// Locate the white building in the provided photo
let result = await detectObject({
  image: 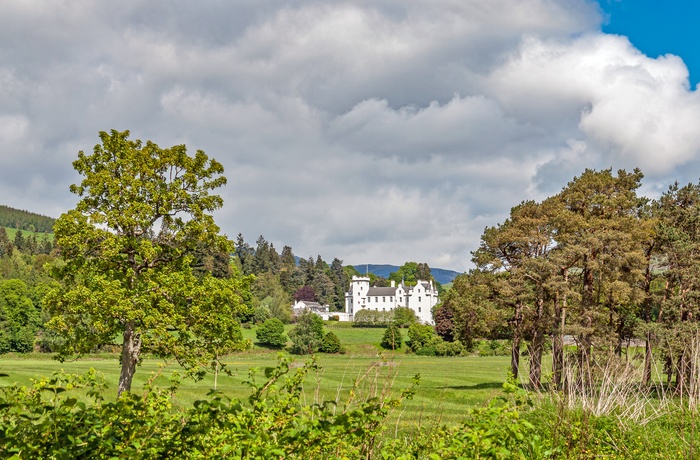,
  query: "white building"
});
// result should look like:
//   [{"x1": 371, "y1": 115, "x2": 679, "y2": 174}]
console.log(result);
[
  {"x1": 344, "y1": 276, "x2": 438, "y2": 324},
  {"x1": 292, "y1": 300, "x2": 352, "y2": 321}
]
